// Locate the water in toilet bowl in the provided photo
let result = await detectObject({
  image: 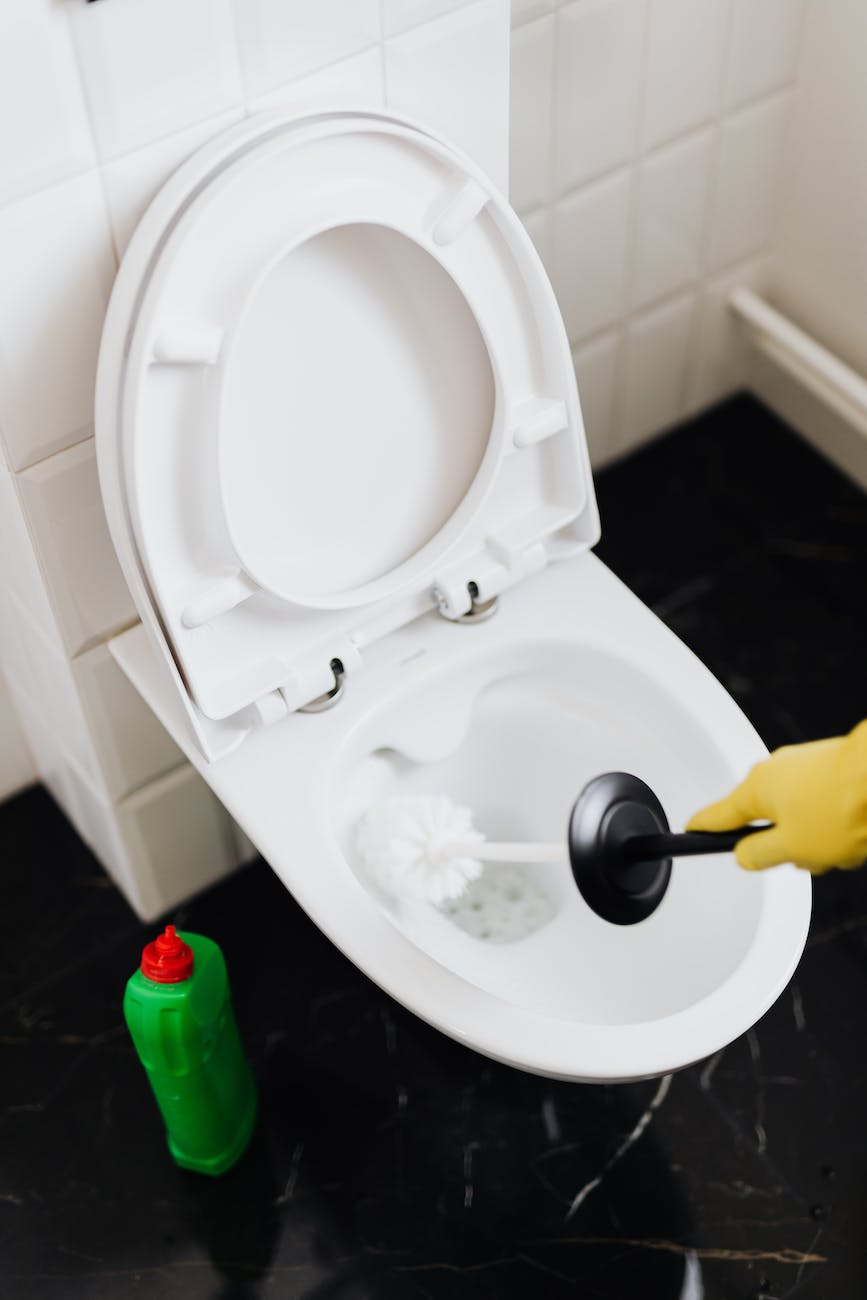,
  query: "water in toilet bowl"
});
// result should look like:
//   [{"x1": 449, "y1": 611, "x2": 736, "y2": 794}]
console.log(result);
[
  {"x1": 334, "y1": 642, "x2": 762, "y2": 1028},
  {"x1": 440, "y1": 863, "x2": 557, "y2": 943}
]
